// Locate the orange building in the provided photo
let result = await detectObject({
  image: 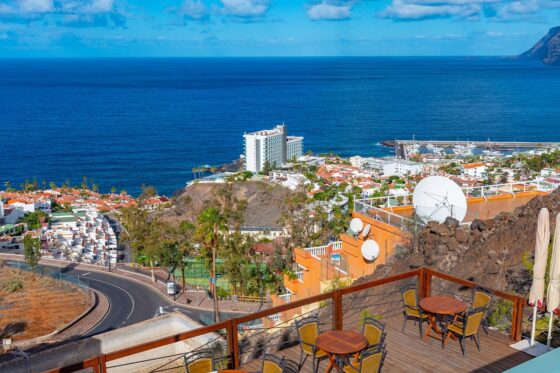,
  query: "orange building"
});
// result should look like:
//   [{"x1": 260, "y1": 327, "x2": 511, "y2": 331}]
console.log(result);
[{"x1": 267, "y1": 183, "x2": 551, "y2": 326}]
